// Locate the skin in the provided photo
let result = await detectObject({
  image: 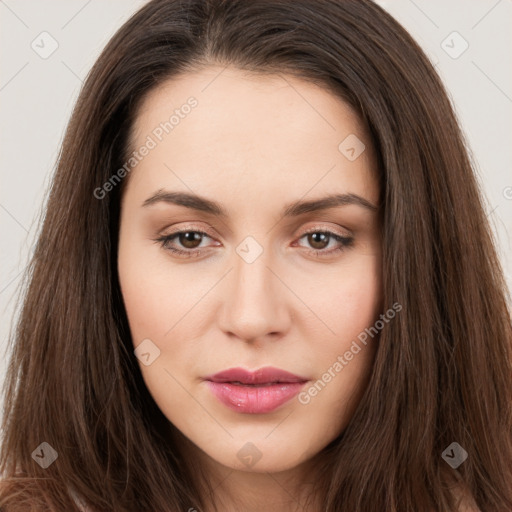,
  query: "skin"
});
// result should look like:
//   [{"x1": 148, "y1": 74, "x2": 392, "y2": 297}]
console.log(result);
[{"x1": 117, "y1": 65, "x2": 383, "y2": 511}]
